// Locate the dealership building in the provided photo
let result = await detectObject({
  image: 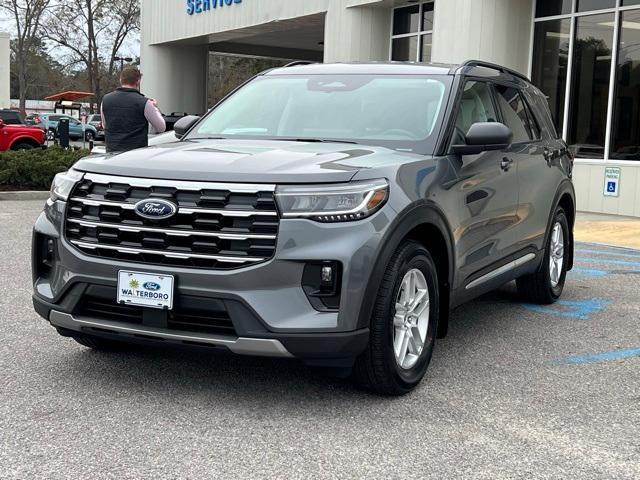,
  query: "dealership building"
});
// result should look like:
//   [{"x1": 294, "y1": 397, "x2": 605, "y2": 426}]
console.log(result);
[{"x1": 141, "y1": 0, "x2": 640, "y2": 217}]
